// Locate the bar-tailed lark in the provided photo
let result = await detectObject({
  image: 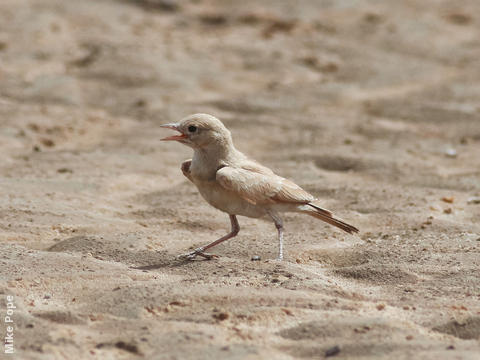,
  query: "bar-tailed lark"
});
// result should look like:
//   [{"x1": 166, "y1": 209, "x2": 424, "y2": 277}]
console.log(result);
[{"x1": 161, "y1": 113, "x2": 358, "y2": 260}]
